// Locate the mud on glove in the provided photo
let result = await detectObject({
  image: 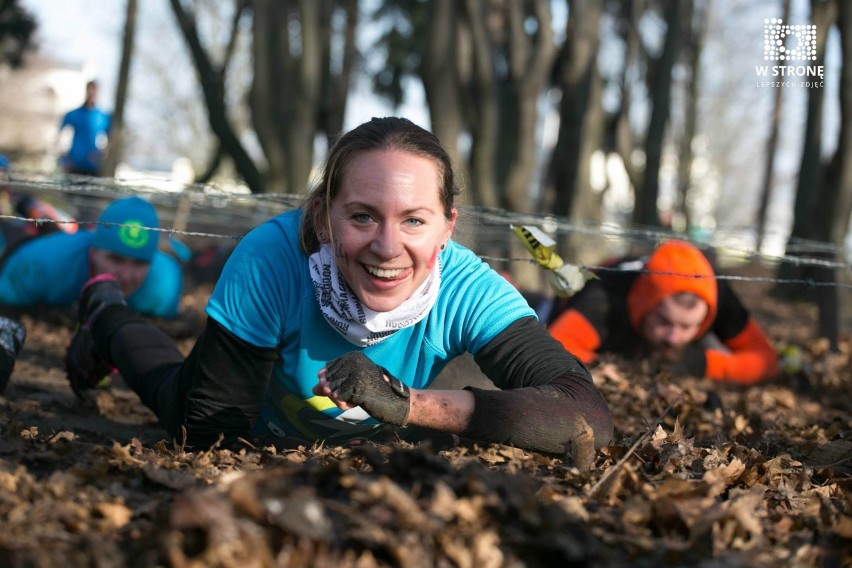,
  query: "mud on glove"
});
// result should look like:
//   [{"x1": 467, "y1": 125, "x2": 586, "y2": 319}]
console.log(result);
[
  {"x1": 0, "y1": 316, "x2": 25, "y2": 394},
  {"x1": 670, "y1": 343, "x2": 707, "y2": 378},
  {"x1": 324, "y1": 351, "x2": 410, "y2": 426}
]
